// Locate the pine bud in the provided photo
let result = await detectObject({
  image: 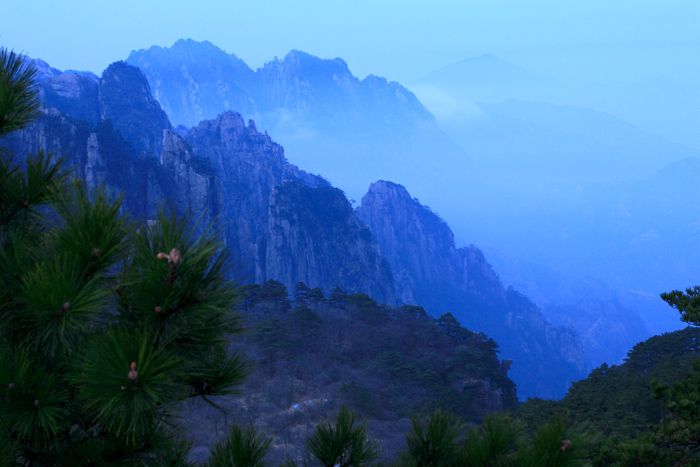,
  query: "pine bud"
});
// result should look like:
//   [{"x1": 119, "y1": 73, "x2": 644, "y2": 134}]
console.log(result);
[
  {"x1": 23, "y1": 201, "x2": 29, "y2": 207},
  {"x1": 91, "y1": 247, "x2": 100, "y2": 258},
  {"x1": 62, "y1": 302, "x2": 71, "y2": 312},
  {"x1": 34, "y1": 399, "x2": 40, "y2": 406},
  {"x1": 155, "y1": 306, "x2": 162, "y2": 313},
  {"x1": 169, "y1": 248, "x2": 181, "y2": 264},
  {"x1": 561, "y1": 440, "x2": 571, "y2": 452},
  {"x1": 157, "y1": 252, "x2": 168, "y2": 260},
  {"x1": 7, "y1": 383, "x2": 14, "y2": 390},
  {"x1": 120, "y1": 386, "x2": 126, "y2": 391},
  {"x1": 128, "y1": 361, "x2": 138, "y2": 380}
]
